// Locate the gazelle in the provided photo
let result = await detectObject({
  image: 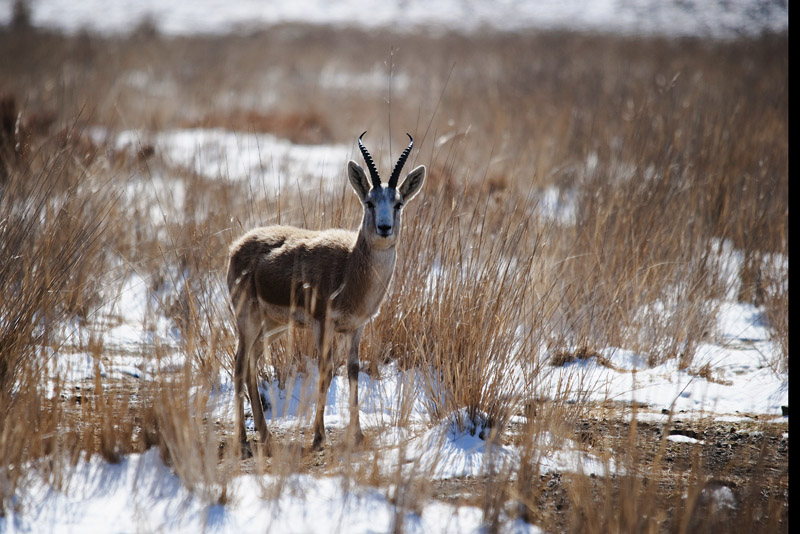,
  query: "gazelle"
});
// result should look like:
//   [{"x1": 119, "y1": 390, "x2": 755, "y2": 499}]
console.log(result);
[{"x1": 227, "y1": 132, "x2": 425, "y2": 455}]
